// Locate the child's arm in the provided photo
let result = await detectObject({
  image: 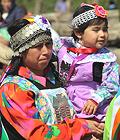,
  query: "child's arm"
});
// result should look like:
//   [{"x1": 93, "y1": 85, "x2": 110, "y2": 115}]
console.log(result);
[
  {"x1": 91, "y1": 61, "x2": 119, "y2": 104},
  {"x1": 82, "y1": 61, "x2": 119, "y2": 115}
]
